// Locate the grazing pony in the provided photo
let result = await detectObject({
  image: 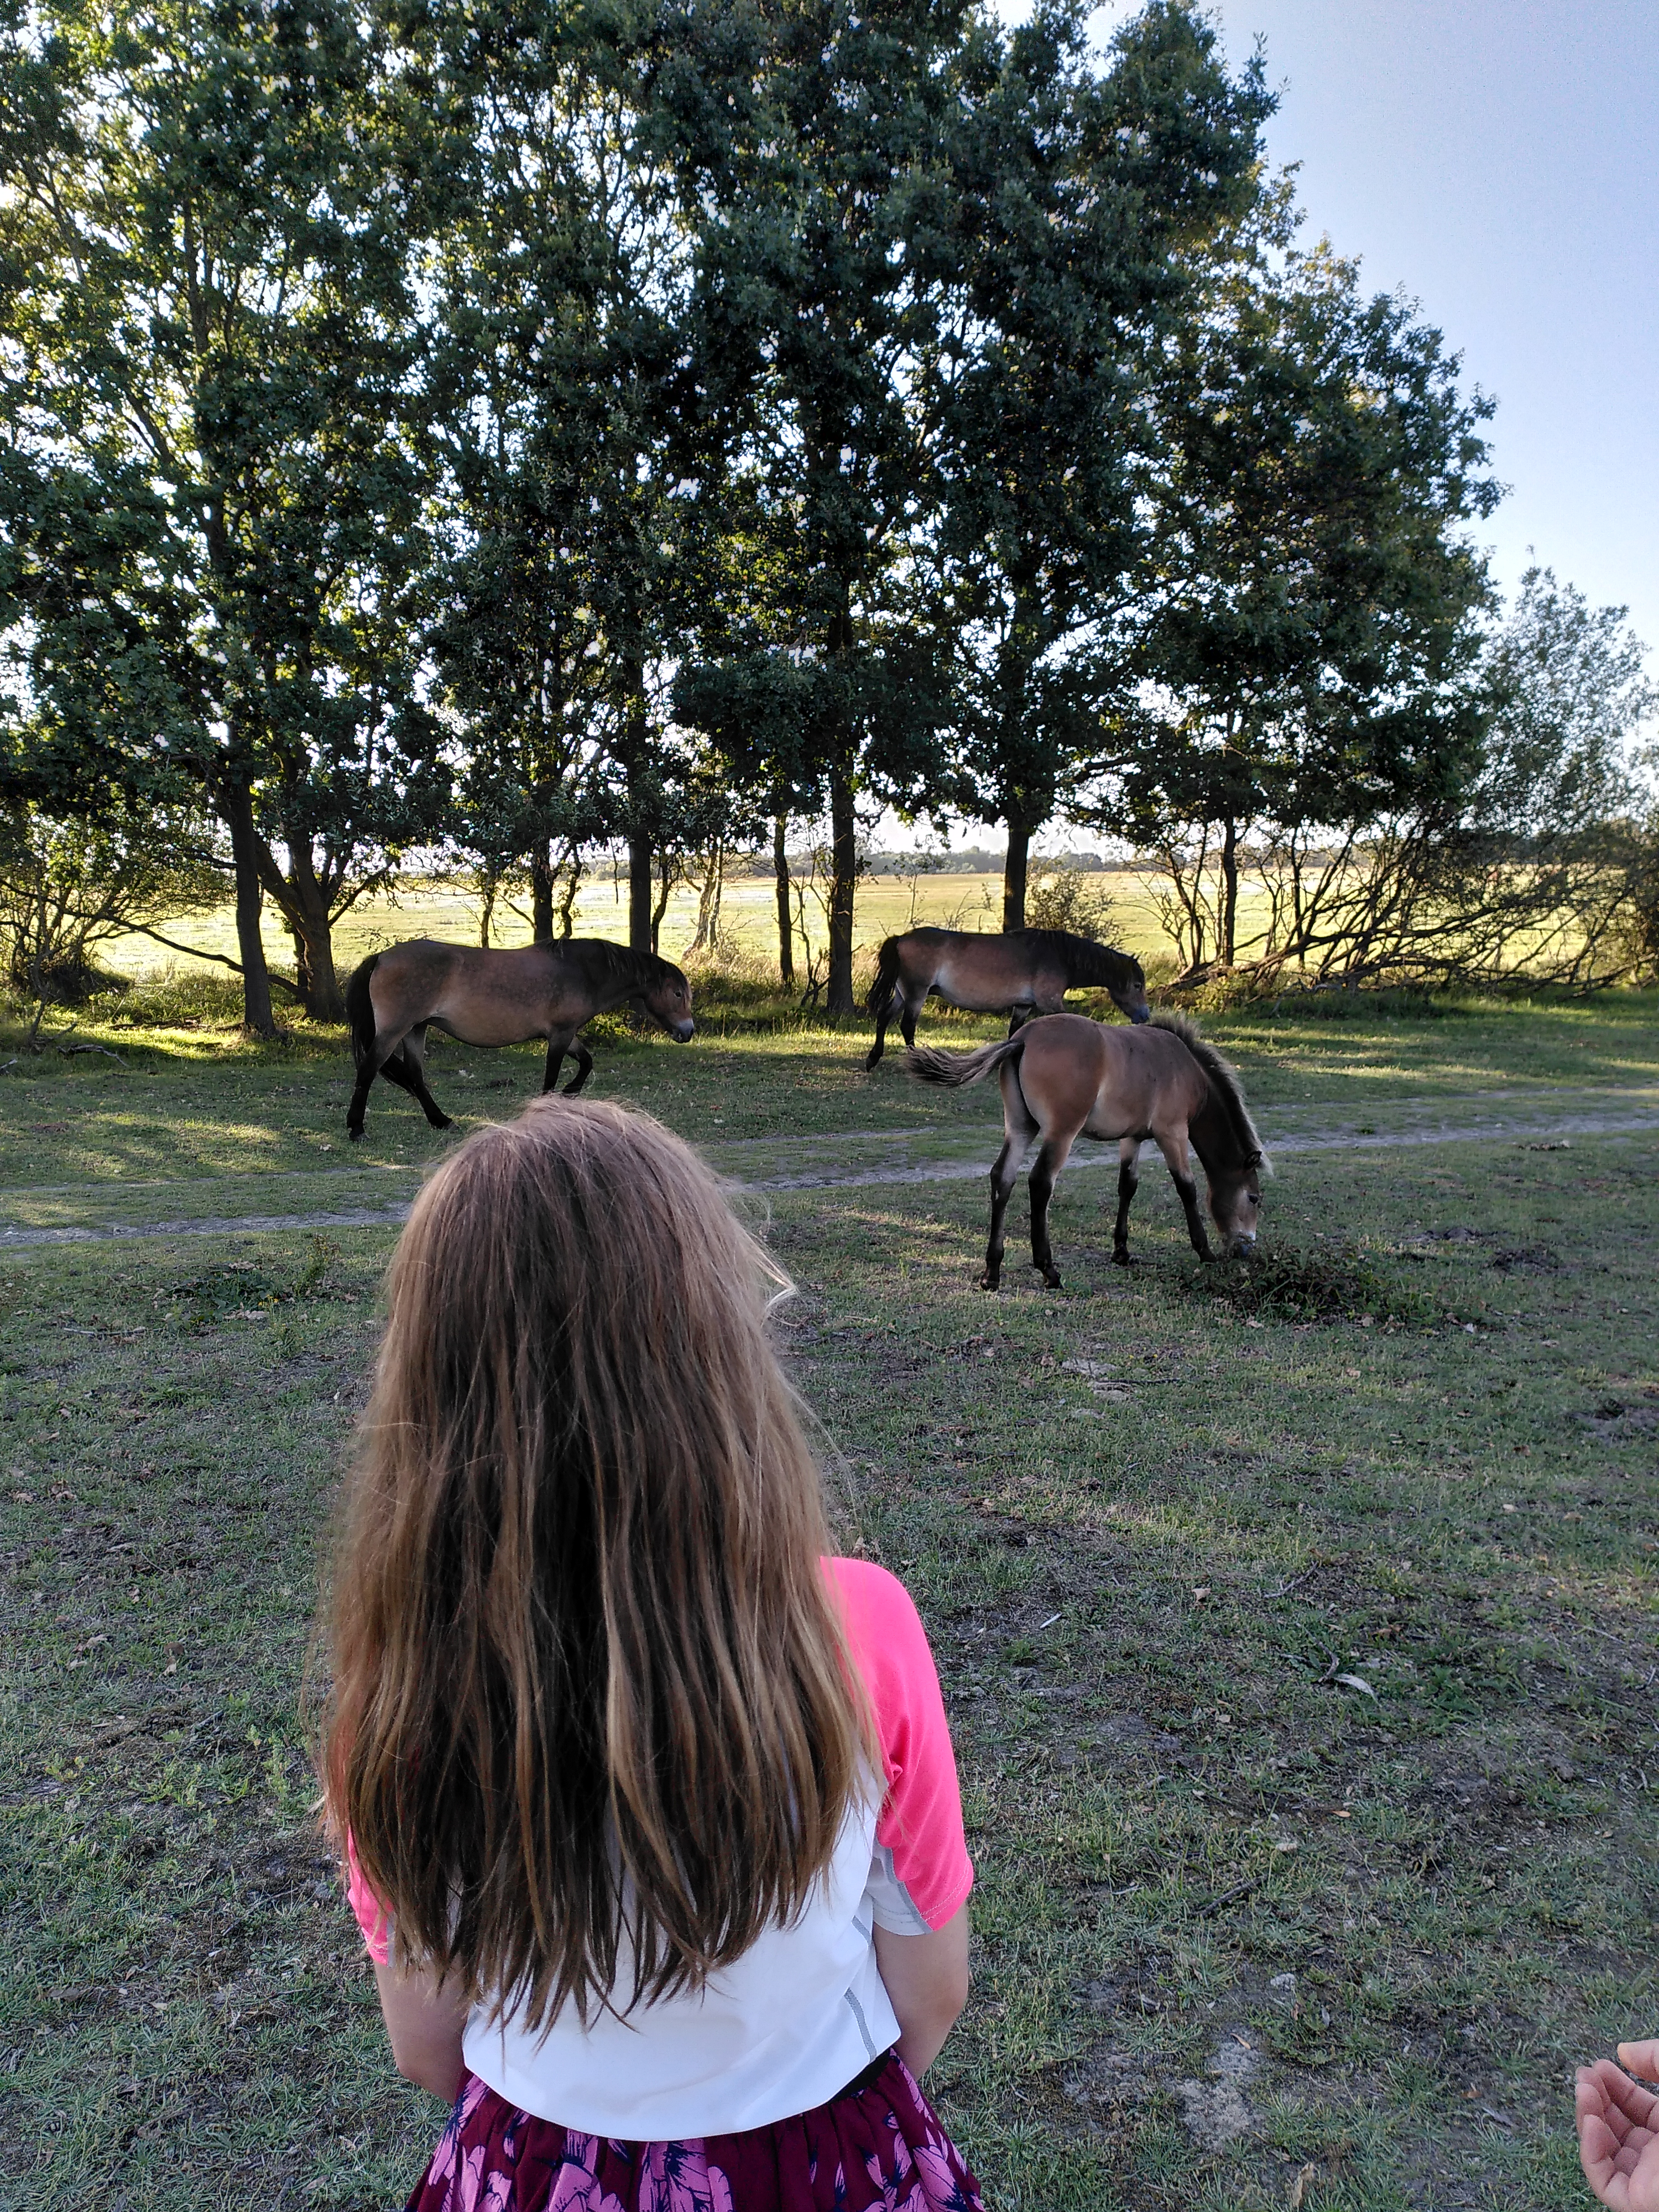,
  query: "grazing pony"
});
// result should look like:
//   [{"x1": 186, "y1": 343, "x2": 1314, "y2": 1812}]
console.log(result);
[
  {"x1": 343, "y1": 938, "x2": 693, "y2": 1141},
  {"x1": 908, "y1": 1010, "x2": 1266, "y2": 1290},
  {"x1": 864, "y1": 927, "x2": 1149, "y2": 1070}
]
